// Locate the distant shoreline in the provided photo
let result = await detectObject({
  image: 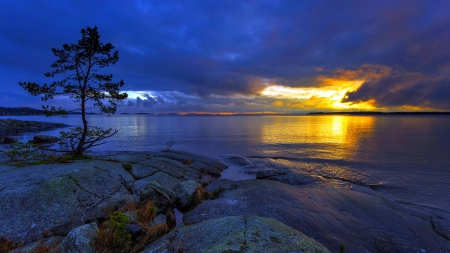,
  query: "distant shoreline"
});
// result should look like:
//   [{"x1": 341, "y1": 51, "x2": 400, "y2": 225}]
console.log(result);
[
  {"x1": 2, "y1": 111, "x2": 450, "y2": 117},
  {"x1": 2, "y1": 105, "x2": 450, "y2": 117}
]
